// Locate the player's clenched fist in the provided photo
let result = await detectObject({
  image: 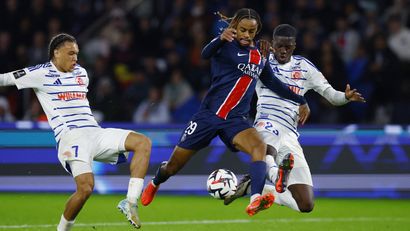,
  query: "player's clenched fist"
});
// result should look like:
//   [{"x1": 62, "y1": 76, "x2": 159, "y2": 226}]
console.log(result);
[{"x1": 220, "y1": 28, "x2": 237, "y2": 42}]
